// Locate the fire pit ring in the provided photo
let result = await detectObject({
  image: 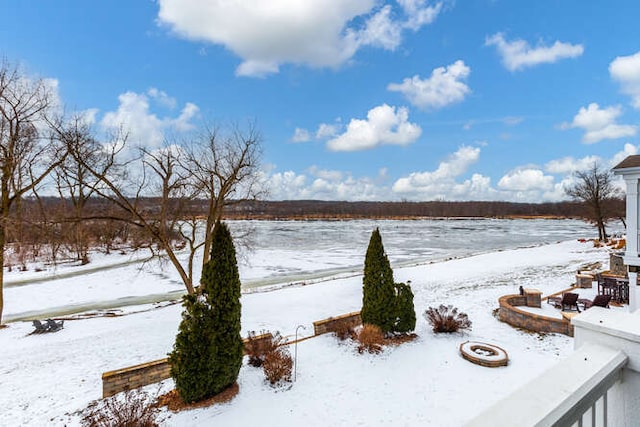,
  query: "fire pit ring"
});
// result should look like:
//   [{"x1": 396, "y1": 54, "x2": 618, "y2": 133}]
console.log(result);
[{"x1": 460, "y1": 341, "x2": 508, "y2": 367}]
